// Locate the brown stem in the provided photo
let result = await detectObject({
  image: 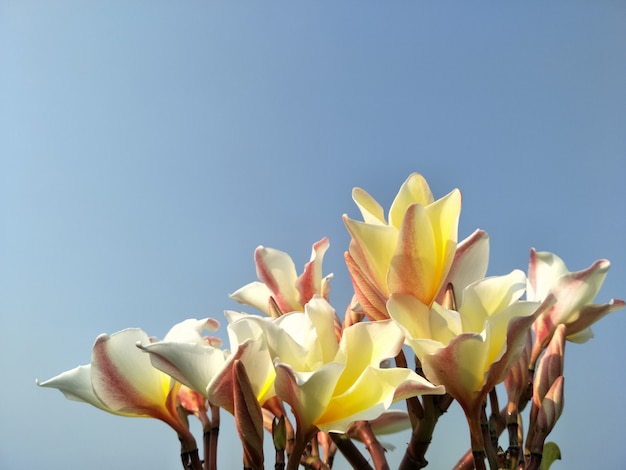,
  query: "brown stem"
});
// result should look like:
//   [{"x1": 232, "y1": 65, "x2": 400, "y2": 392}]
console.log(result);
[
  {"x1": 181, "y1": 449, "x2": 203, "y2": 470},
  {"x1": 480, "y1": 403, "x2": 497, "y2": 469},
  {"x1": 208, "y1": 404, "x2": 220, "y2": 470},
  {"x1": 472, "y1": 450, "x2": 487, "y2": 470},
  {"x1": 505, "y1": 401, "x2": 520, "y2": 470},
  {"x1": 329, "y1": 432, "x2": 374, "y2": 470},
  {"x1": 287, "y1": 429, "x2": 317, "y2": 470},
  {"x1": 300, "y1": 455, "x2": 331, "y2": 470},
  {"x1": 524, "y1": 452, "x2": 542, "y2": 470},
  {"x1": 398, "y1": 393, "x2": 454, "y2": 470},
  {"x1": 468, "y1": 409, "x2": 486, "y2": 470},
  {"x1": 353, "y1": 421, "x2": 389, "y2": 470}
]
